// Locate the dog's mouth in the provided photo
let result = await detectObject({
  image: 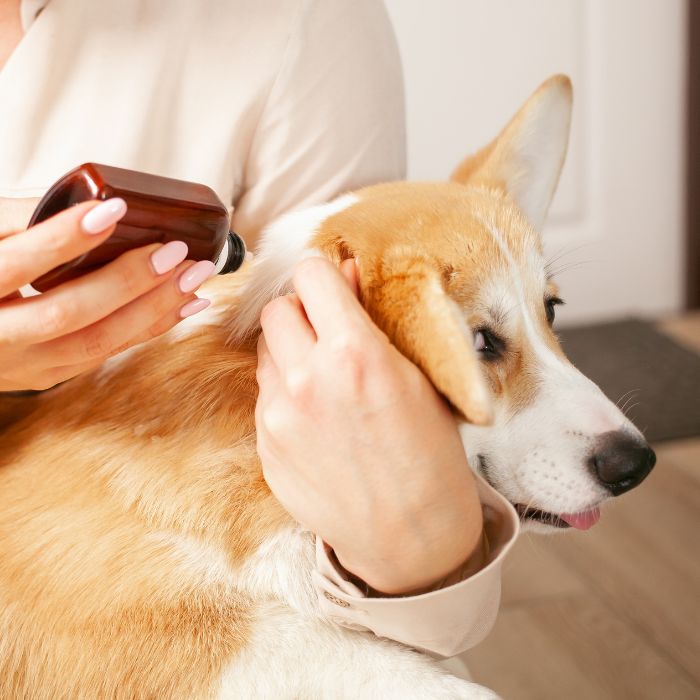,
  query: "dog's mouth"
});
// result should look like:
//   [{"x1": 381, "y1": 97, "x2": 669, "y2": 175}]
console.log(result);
[
  {"x1": 512, "y1": 504, "x2": 601, "y2": 530},
  {"x1": 476, "y1": 453, "x2": 602, "y2": 531},
  {"x1": 514, "y1": 505, "x2": 569, "y2": 528}
]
